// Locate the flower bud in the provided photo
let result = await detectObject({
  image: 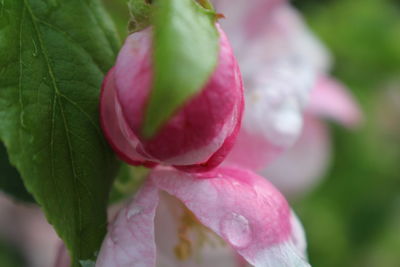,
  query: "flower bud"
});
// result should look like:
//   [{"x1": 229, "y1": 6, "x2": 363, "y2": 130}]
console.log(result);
[{"x1": 100, "y1": 25, "x2": 243, "y2": 172}]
